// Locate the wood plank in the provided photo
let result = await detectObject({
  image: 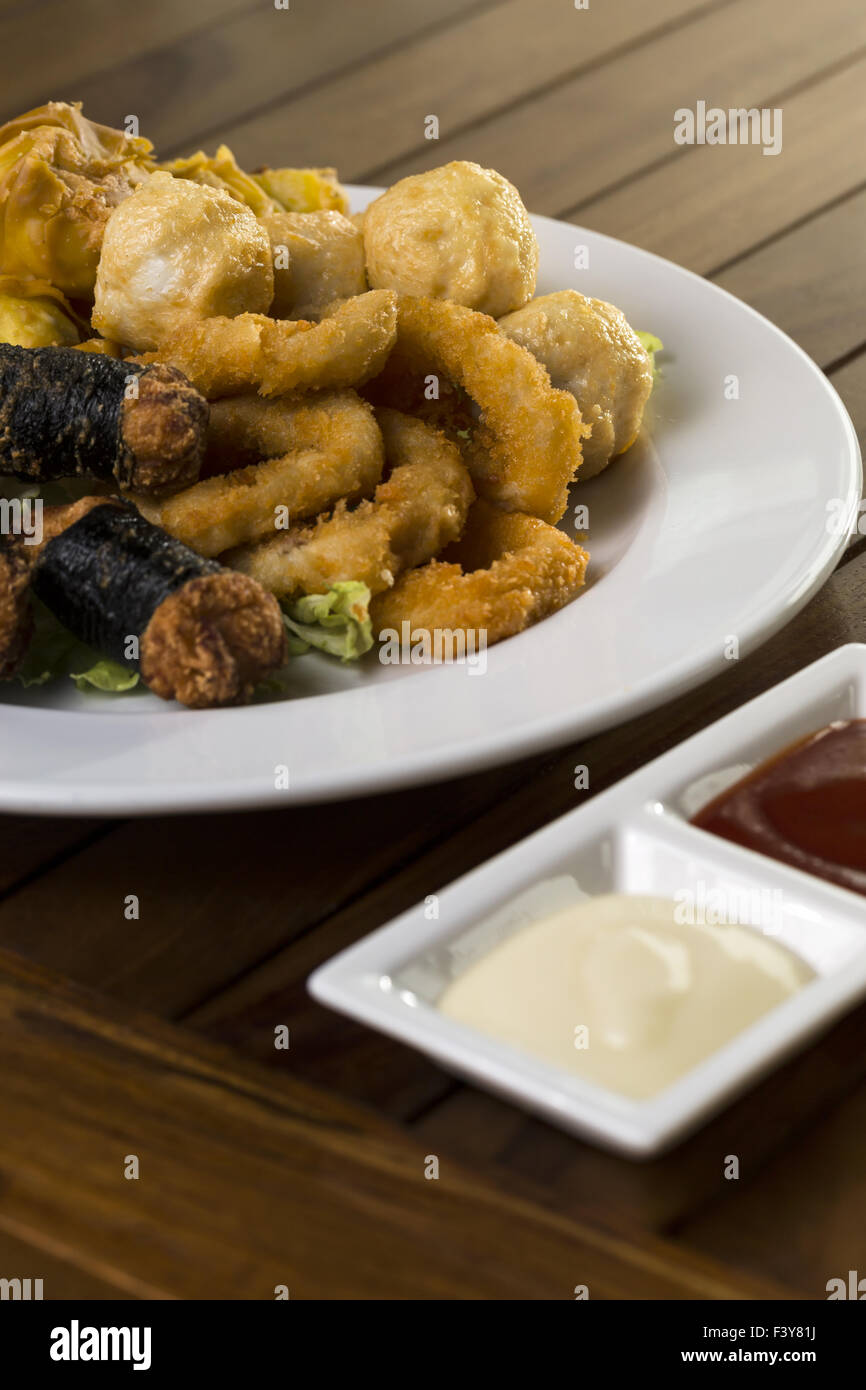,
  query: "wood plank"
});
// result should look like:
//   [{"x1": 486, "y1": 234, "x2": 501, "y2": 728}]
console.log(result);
[
  {"x1": 0, "y1": 0, "x2": 250, "y2": 123},
  {"x1": 714, "y1": 191, "x2": 866, "y2": 366},
  {"x1": 578, "y1": 57, "x2": 866, "y2": 274},
  {"x1": 678, "y1": 1073, "x2": 866, "y2": 1295},
  {"x1": 187, "y1": 871, "x2": 480, "y2": 1116},
  {"x1": 0, "y1": 754, "x2": 538, "y2": 1021},
  {"x1": 0, "y1": 1228, "x2": 134, "y2": 1301},
  {"x1": 0, "y1": 817, "x2": 107, "y2": 895},
  {"x1": 829, "y1": 350, "x2": 866, "y2": 443},
  {"x1": 412, "y1": 998, "x2": 866, "y2": 1244},
  {"x1": 366, "y1": 0, "x2": 866, "y2": 215},
  {"x1": 43, "y1": 0, "x2": 500, "y2": 159},
  {"x1": 0, "y1": 948, "x2": 791, "y2": 1299},
  {"x1": 205, "y1": 0, "x2": 722, "y2": 175}
]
